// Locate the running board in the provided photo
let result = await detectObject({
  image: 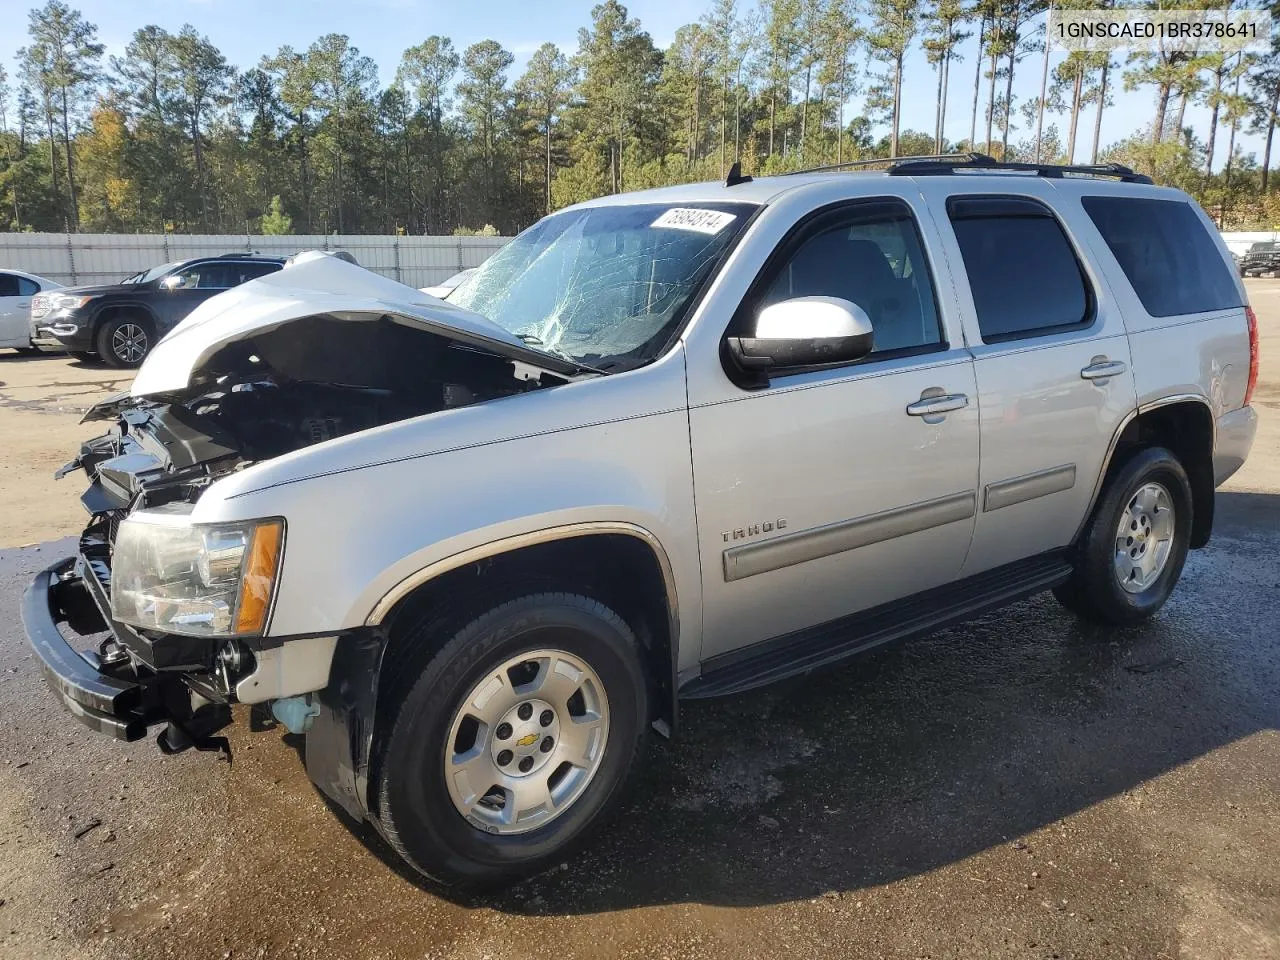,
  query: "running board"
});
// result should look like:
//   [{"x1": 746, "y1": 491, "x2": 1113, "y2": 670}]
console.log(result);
[{"x1": 680, "y1": 551, "x2": 1073, "y2": 700}]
